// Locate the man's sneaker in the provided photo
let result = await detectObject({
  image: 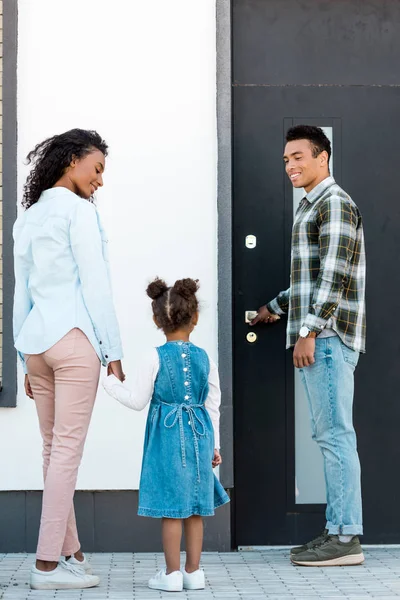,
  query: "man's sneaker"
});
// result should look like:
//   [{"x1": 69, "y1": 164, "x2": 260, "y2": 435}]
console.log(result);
[
  {"x1": 291, "y1": 535, "x2": 365, "y2": 567},
  {"x1": 182, "y1": 568, "x2": 205, "y2": 590},
  {"x1": 148, "y1": 569, "x2": 183, "y2": 592},
  {"x1": 30, "y1": 560, "x2": 100, "y2": 590},
  {"x1": 64, "y1": 553, "x2": 92, "y2": 574},
  {"x1": 291, "y1": 529, "x2": 329, "y2": 556}
]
